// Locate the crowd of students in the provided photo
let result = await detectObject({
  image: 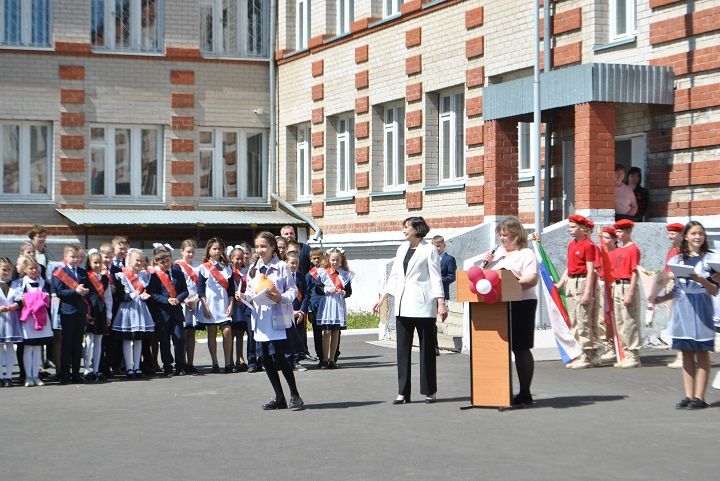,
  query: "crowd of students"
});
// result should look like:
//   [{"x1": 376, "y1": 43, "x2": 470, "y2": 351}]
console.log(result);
[
  {"x1": 0, "y1": 225, "x2": 354, "y2": 410},
  {"x1": 555, "y1": 215, "x2": 719, "y2": 409}
]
